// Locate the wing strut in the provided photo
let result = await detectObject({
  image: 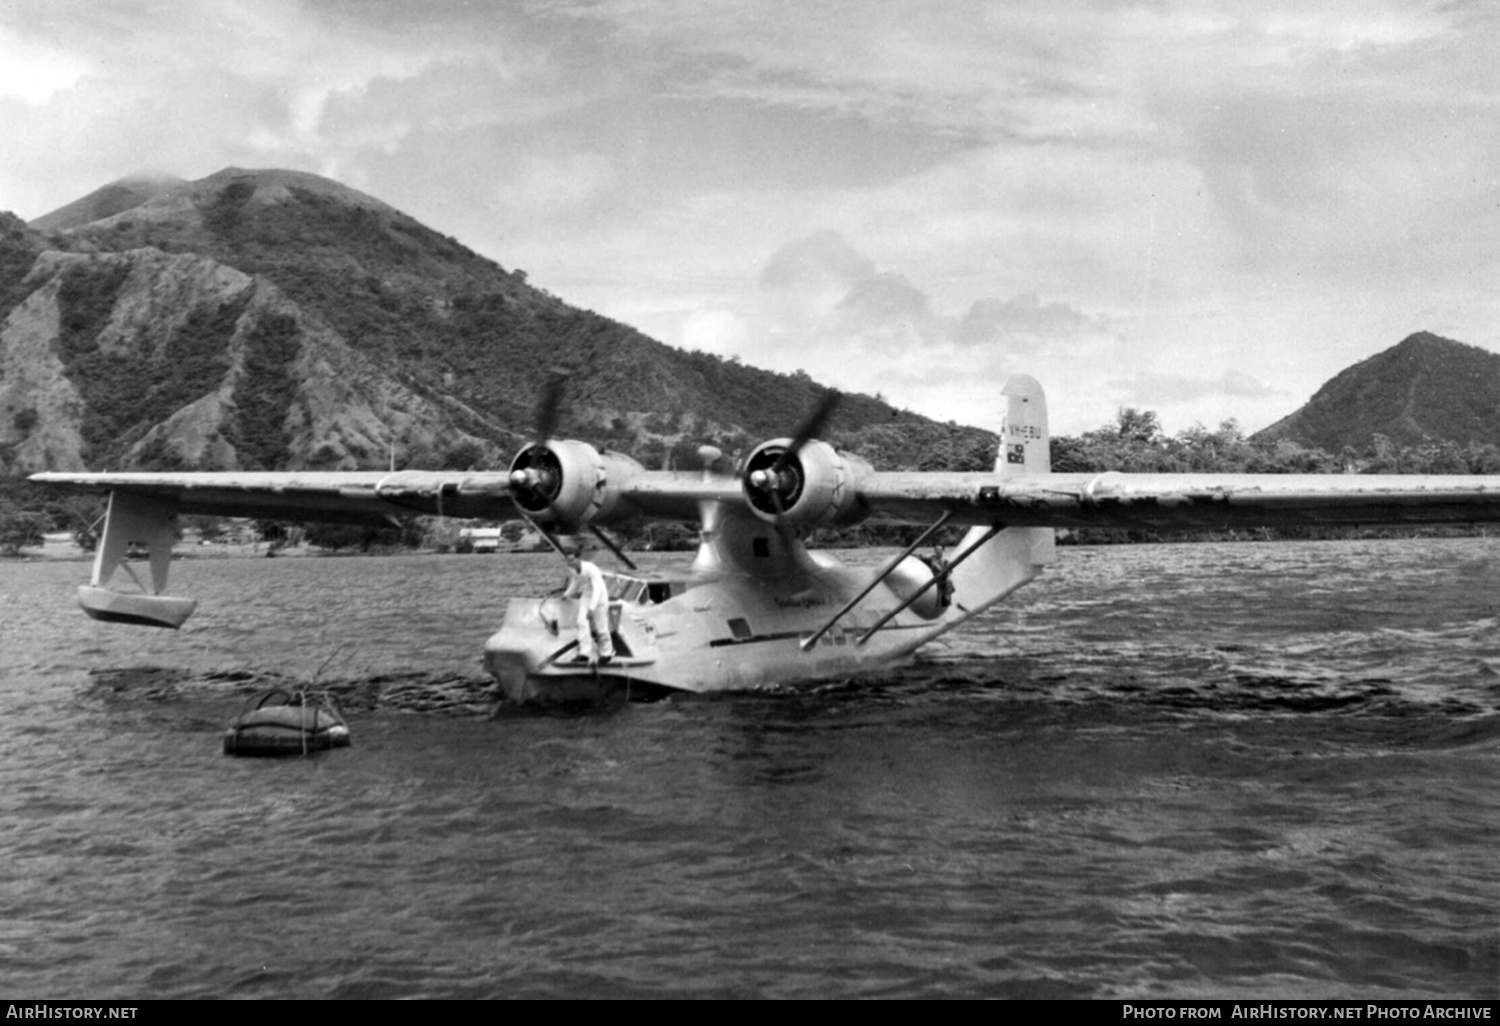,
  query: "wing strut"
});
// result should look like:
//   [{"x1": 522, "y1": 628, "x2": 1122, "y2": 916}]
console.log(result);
[
  {"x1": 521, "y1": 514, "x2": 572, "y2": 562},
  {"x1": 856, "y1": 523, "x2": 1005, "y2": 646},
  {"x1": 588, "y1": 525, "x2": 639, "y2": 571},
  {"x1": 800, "y1": 511, "x2": 954, "y2": 651},
  {"x1": 518, "y1": 514, "x2": 637, "y2": 572}
]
